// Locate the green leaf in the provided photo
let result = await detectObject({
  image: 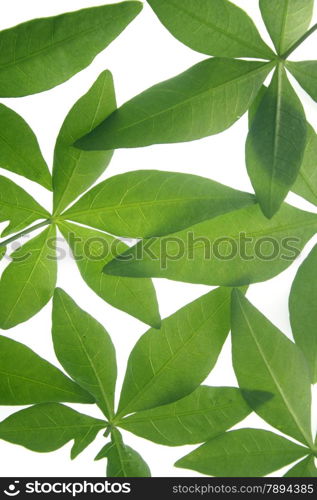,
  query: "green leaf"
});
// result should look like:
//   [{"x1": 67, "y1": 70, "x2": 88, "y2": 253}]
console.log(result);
[
  {"x1": 0, "y1": 176, "x2": 50, "y2": 238},
  {"x1": 0, "y1": 225, "x2": 57, "y2": 329},
  {"x1": 118, "y1": 386, "x2": 251, "y2": 446},
  {"x1": 286, "y1": 61, "x2": 317, "y2": 104},
  {"x1": 147, "y1": 0, "x2": 274, "y2": 59},
  {"x1": 117, "y1": 287, "x2": 232, "y2": 418},
  {"x1": 285, "y1": 455, "x2": 317, "y2": 477},
  {"x1": 292, "y1": 124, "x2": 317, "y2": 206},
  {"x1": 0, "y1": 403, "x2": 106, "y2": 458},
  {"x1": 63, "y1": 170, "x2": 256, "y2": 238},
  {"x1": 289, "y1": 245, "x2": 317, "y2": 383},
  {"x1": 0, "y1": 2, "x2": 142, "y2": 97},
  {"x1": 0, "y1": 104, "x2": 51, "y2": 190},
  {"x1": 96, "y1": 429, "x2": 151, "y2": 477},
  {"x1": 52, "y1": 289, "x2": 117, "y2": 419},
  {"x1": 246, "y1": 65, "x2": 307, "y2": 218},
  {"x1": 104, "y1": 203, "x2": 317, "y2": 287},
  {"x1": 76, "y1": 58, "x2": 273, "y2": 151},
  {"x1": 175, "y1": 429, "x2": 309, "y2": 477},
  {"x1": 232, "y1": 290, "x2": 313, "y2": 446},
  {"x1": 0, "y1": 336, "x2": 93, "y2": 405},
  {"x1": 0, "y1": 247, "x2": 5, "y2": 260},
  {"x1": 58, "y1": 221, "x2": 161, "y2": 328},
  {"x1": 260, "y1": 0, "x2": 314, "y2": 55},
  {"x1": 53, "y1": 71, "x2": 116, "y2": 214}
]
